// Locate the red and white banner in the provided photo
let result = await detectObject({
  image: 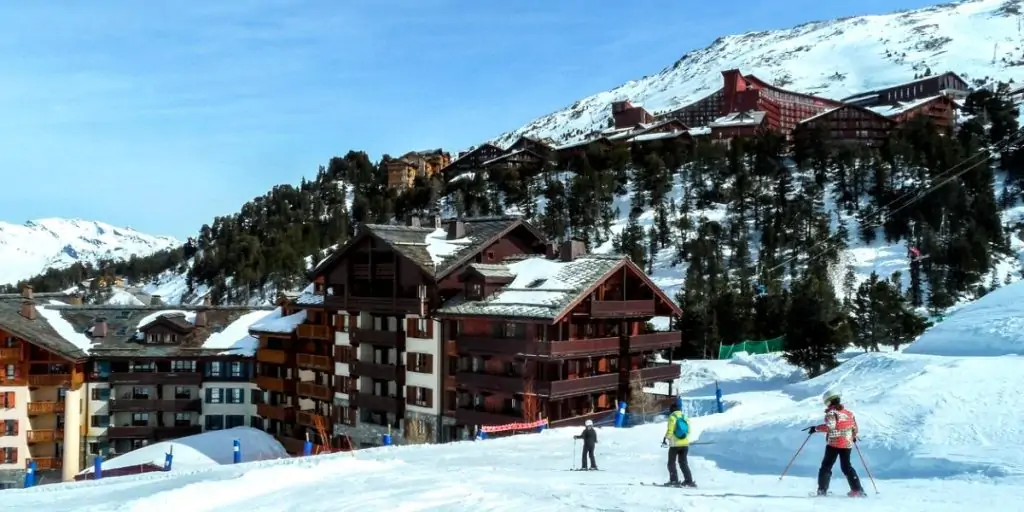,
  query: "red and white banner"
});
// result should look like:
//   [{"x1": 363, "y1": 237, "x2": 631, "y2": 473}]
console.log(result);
[{"x1": 480, "y1": 418, "x2": 549, "y2": 433}]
